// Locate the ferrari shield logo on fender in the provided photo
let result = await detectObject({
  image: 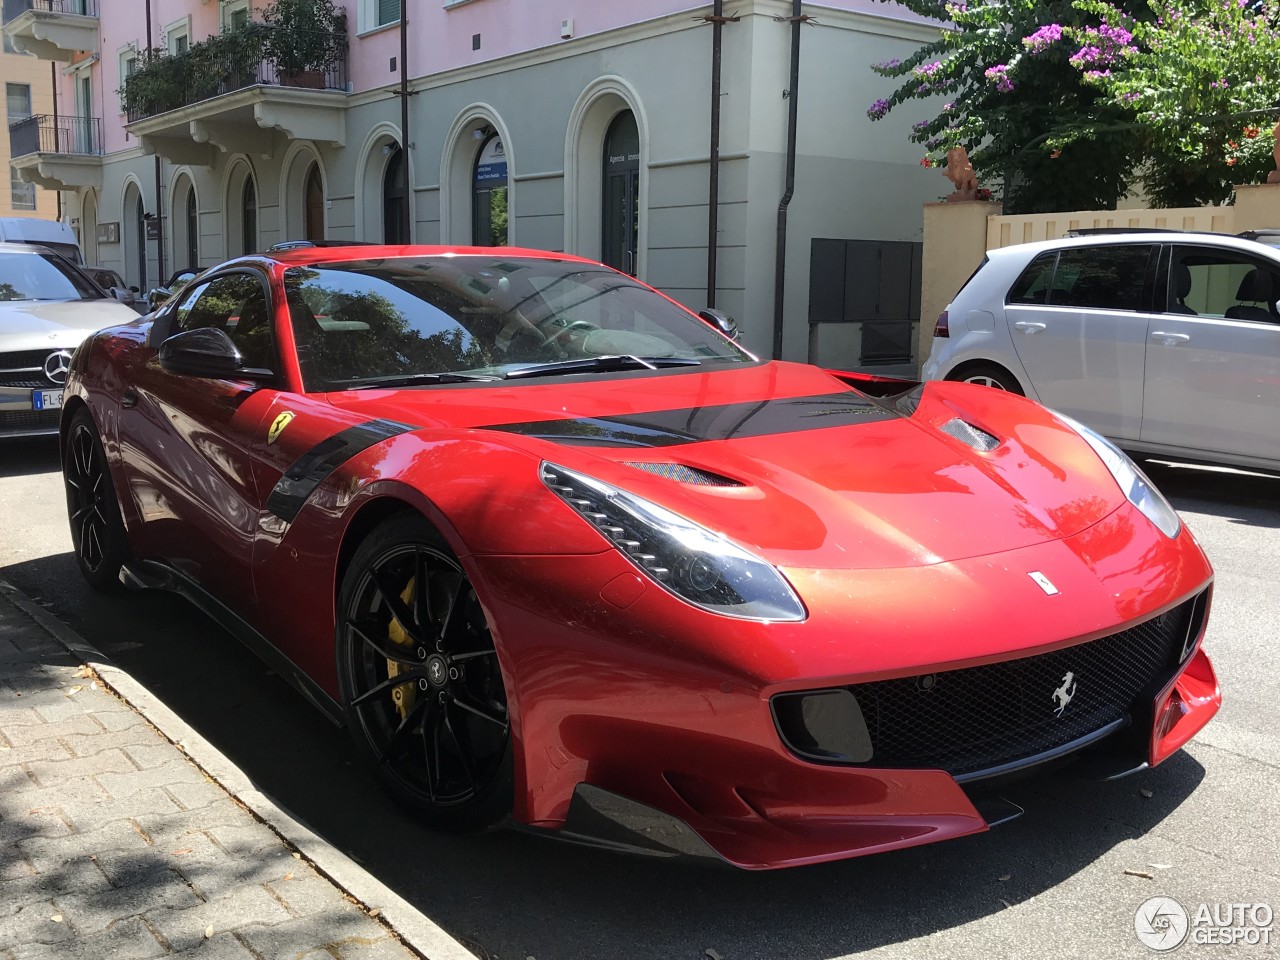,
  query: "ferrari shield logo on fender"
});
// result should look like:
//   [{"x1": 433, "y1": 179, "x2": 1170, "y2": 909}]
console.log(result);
[
  {"x1": 1052, "y1": 671, "x2": 1077, "y2": 717},
  {"x1": 268, "y1": 411, "x2": 296, "y2": 445},
  {"x1": 1028, "y1": 571, "x2": 1059, "y2": 596}
]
